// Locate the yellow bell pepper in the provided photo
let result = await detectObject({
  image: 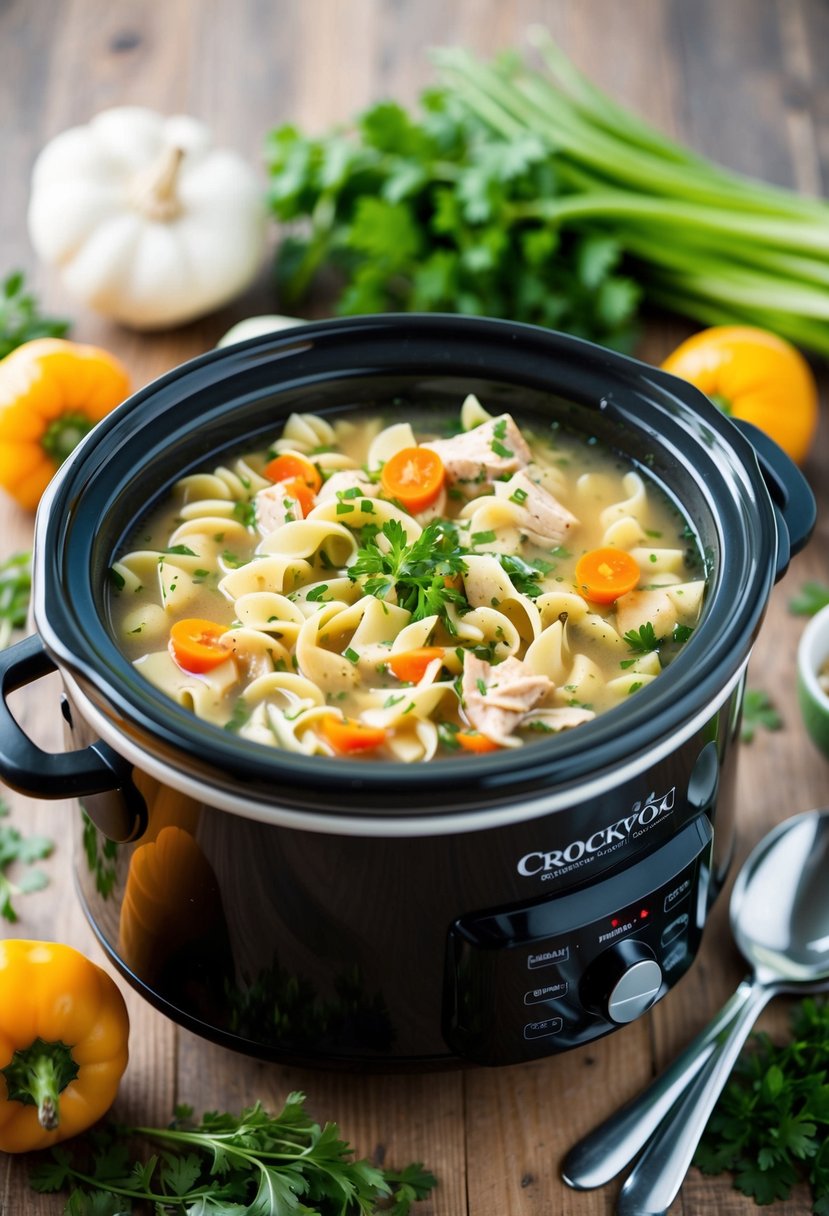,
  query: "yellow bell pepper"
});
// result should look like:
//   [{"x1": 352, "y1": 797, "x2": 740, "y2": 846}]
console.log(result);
[
  {"x1": 661, "y1": 325, "x2": 818, "y2": 465},
  {"x1": 0, "y1": 940, "x2": 129, "y2": 1152},
  {"x1": 0, "y1": 337, "x2": 130, "y2": 510}
]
